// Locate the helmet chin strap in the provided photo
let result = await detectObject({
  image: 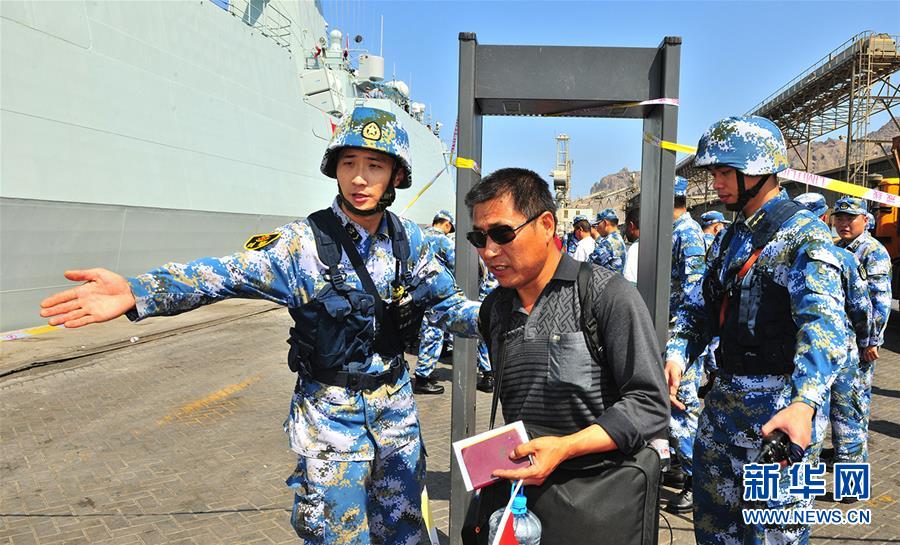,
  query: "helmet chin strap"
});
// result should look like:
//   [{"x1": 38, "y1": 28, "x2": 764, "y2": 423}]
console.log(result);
[
  {"x1": 727, "y1": 171, "x2": 770, "y2": 212},
  {"x1": 336, "y1": 163, "x2": 401, "y2": 217}
]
